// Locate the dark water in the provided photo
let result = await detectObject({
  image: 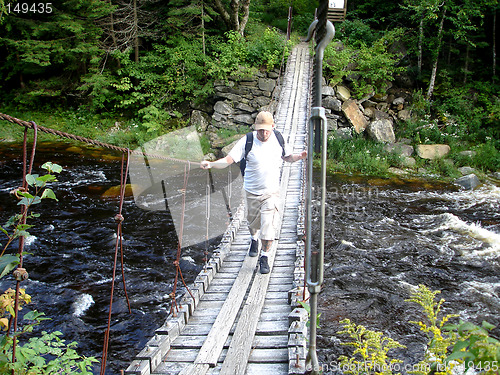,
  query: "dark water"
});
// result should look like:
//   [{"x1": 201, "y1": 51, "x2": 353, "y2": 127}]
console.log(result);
[
  {"x1": 0, "y1": 142, "x2": 210, "y2": 374},
  {"x1": 314, "y1": 174, "x2": 500, "y2": 372},
  {"x1": 1, "y1": 142, "x2": 500, "y2": 374}
]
